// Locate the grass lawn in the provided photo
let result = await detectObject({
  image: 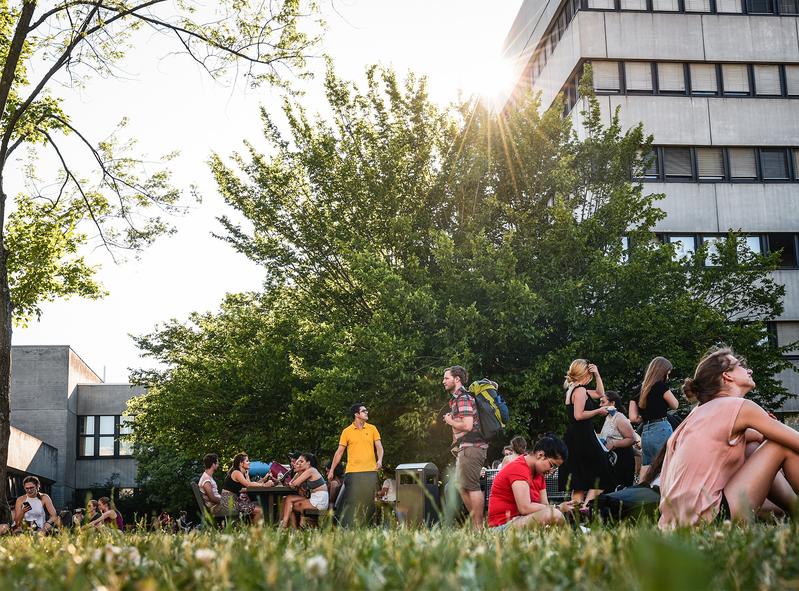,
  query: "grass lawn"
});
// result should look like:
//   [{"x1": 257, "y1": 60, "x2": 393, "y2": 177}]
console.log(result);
[{"x1": 0, "y1": 522, "x2": 796, "y2": 590}]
